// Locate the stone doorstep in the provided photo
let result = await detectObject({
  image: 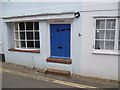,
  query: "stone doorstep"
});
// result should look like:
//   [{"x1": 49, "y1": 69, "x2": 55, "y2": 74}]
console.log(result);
[{"x1": 44, "y1": 68, "x2": 71, "y2": 75}]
